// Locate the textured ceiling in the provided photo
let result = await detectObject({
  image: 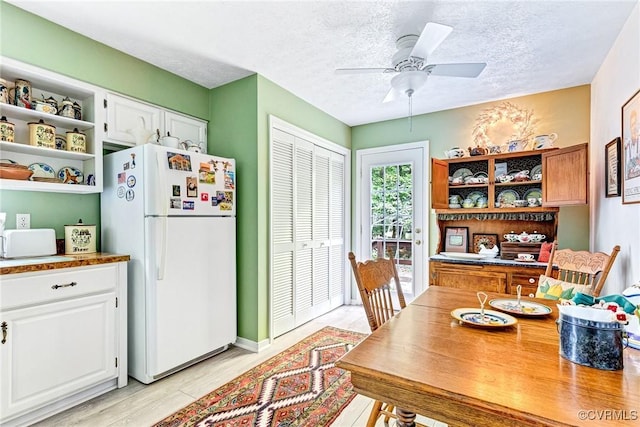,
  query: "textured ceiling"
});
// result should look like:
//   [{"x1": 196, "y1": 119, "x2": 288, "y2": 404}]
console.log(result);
[{"x1": 8, "y1": 1, "x2": 637, "y2": 126}]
